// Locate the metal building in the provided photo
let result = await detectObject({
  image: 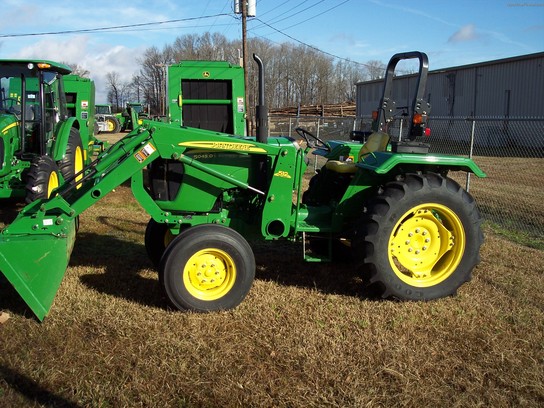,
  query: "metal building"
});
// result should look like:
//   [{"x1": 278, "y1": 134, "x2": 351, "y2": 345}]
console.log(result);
[{"x1": 356, "y1": 52, "x2": 544, "y2": 118}]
